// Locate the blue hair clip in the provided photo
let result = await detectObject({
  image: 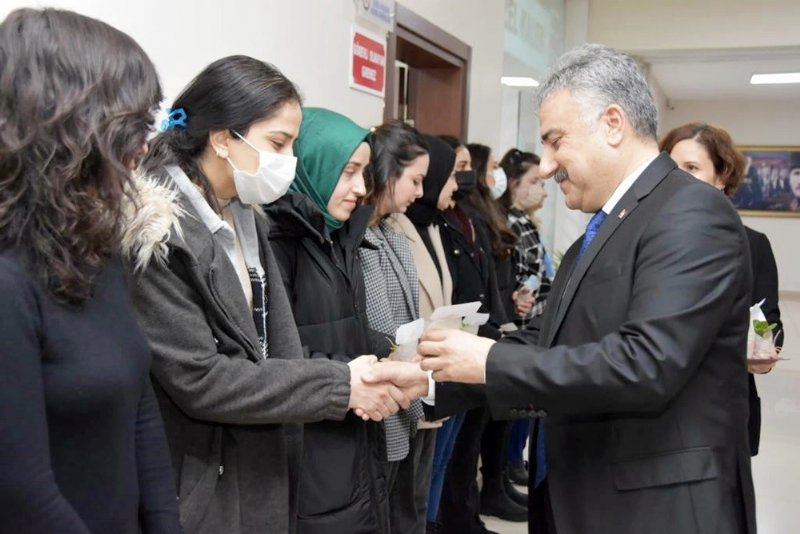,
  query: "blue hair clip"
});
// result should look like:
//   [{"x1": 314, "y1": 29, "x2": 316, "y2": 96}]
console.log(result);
[{"x1": 160, "y1": 107, "x2": 187, "y2": 131}]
